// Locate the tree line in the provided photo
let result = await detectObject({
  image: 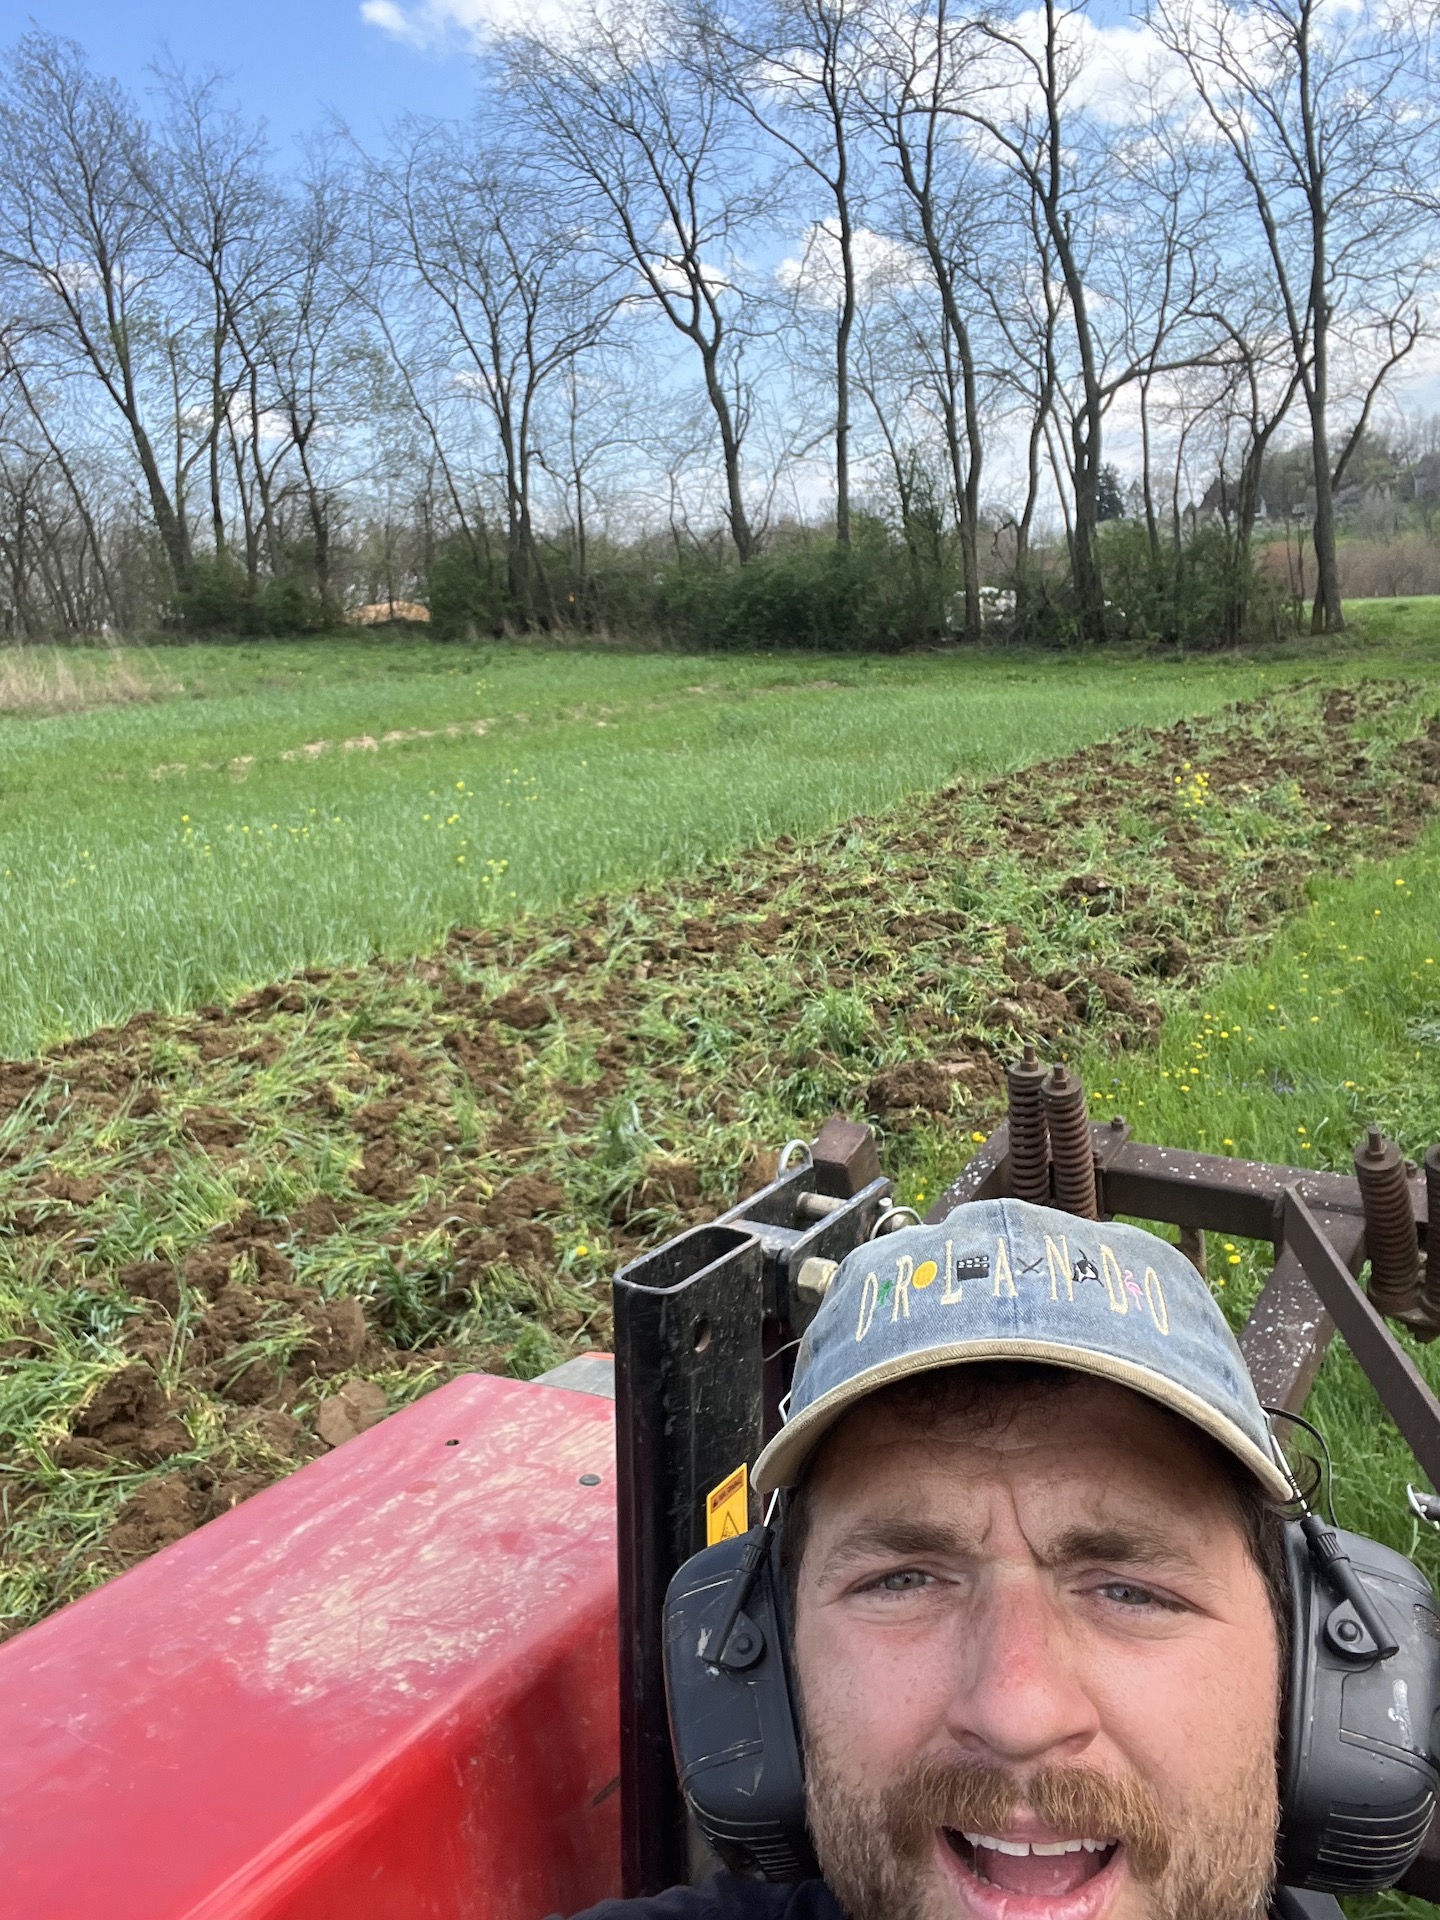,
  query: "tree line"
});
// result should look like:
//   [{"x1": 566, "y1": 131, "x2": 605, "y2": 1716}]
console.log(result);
[{"x1": 0, "y1": 1, "x2": 1434, "y2": 648}]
